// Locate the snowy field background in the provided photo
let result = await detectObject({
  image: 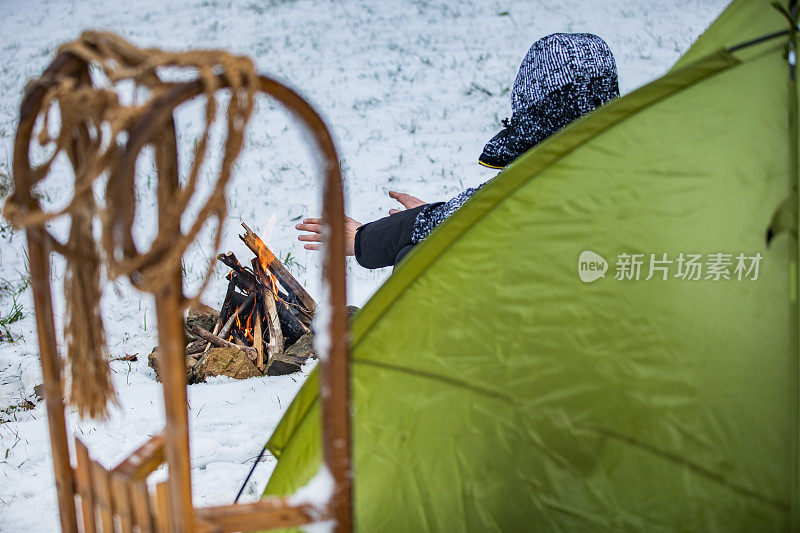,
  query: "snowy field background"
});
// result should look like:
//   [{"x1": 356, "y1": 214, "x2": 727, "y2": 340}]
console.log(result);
[{"x1": 0, "y1": 0, "x2": 727, "y2": 530}]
